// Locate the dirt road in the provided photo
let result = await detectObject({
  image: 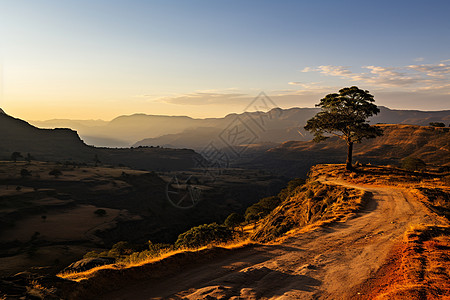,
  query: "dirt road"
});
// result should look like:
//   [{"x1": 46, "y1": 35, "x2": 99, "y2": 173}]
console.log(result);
[{"x1": 101, "y1": 181, "x2": 439, "y2": 299}]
